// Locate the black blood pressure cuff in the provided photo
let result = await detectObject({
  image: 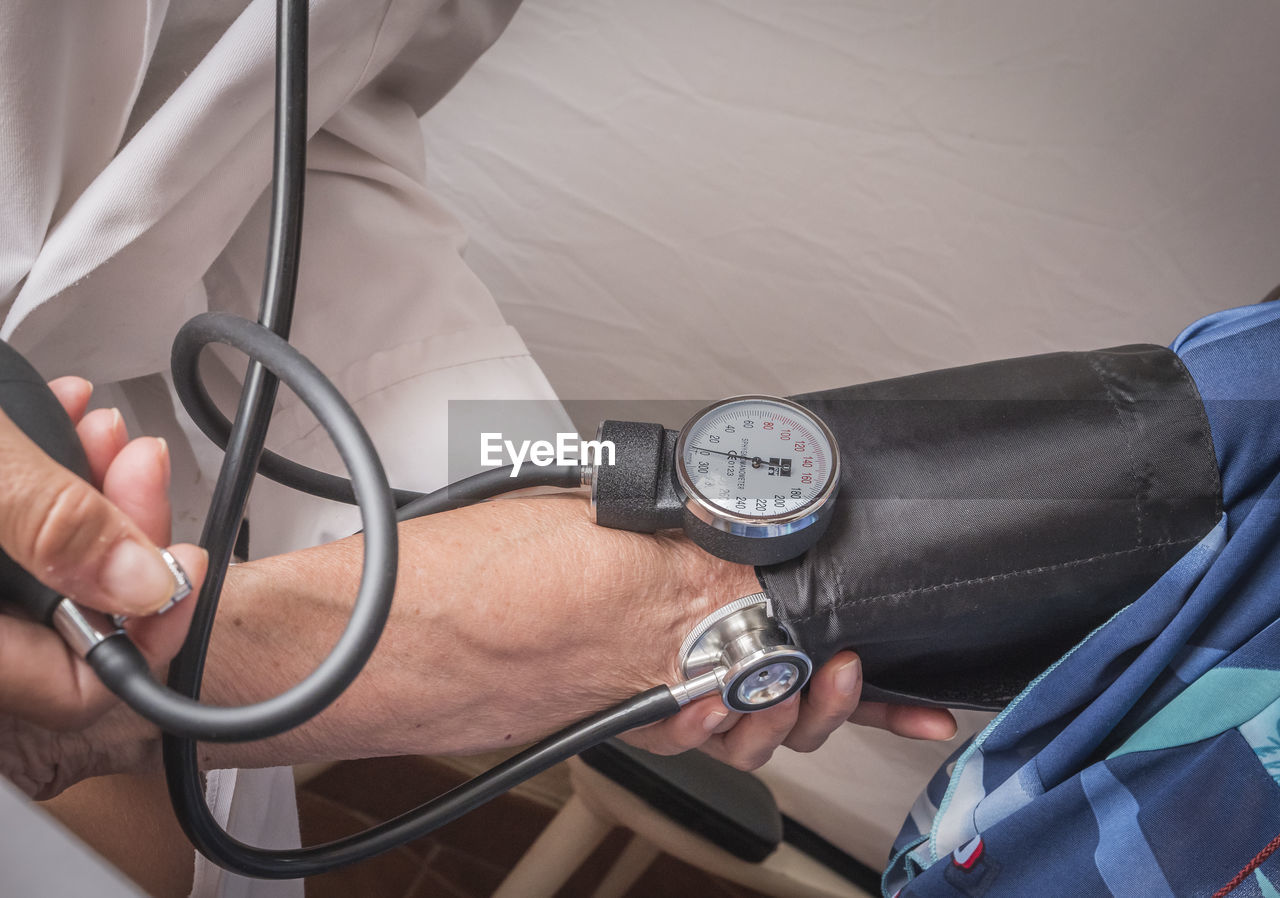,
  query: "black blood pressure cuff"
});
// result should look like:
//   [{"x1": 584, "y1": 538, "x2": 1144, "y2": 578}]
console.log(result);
[{"x1": 758, "y1": 345, "x2": 1222, "y2": 710}]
